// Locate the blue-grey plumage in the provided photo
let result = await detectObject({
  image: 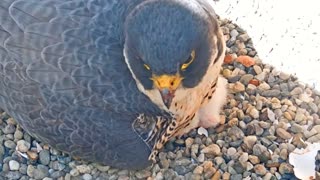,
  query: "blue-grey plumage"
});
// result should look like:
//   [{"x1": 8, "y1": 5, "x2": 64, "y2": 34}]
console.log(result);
[{"x1": 0, "y1": 0, "x2": 226, "y2": 170}]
